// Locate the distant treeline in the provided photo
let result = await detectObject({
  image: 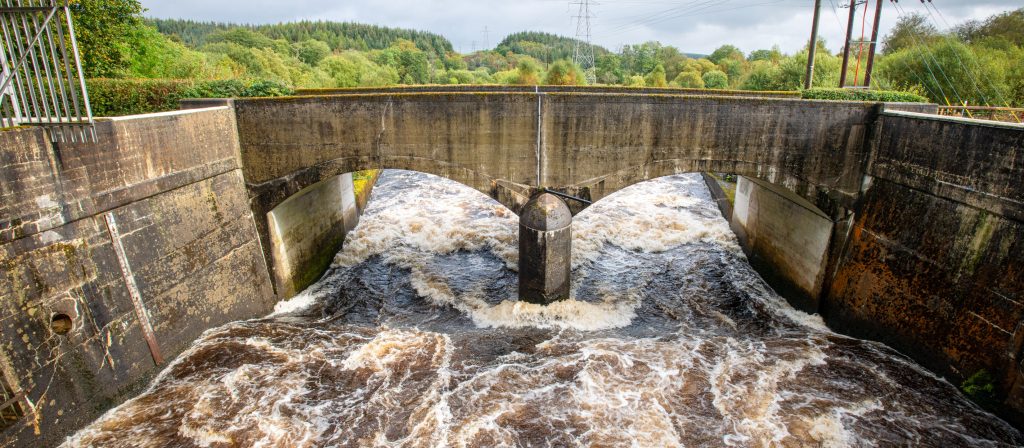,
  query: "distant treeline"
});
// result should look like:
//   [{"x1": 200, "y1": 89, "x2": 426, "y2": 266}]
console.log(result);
[
  {"x1": 150, "y1": 19, "x2": 454, "y2": 58},
  {"x1": 67, "y1": 0, "x2": 1023, "y2": 115}
]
